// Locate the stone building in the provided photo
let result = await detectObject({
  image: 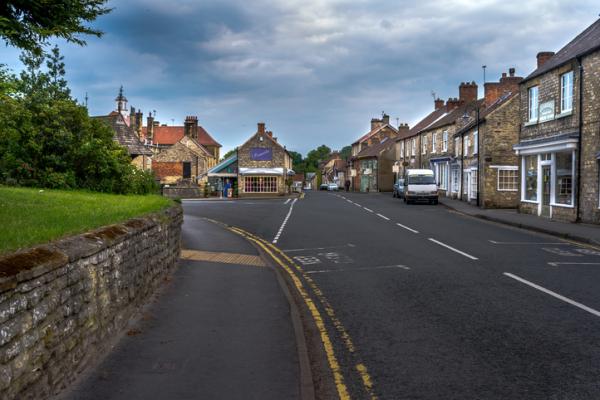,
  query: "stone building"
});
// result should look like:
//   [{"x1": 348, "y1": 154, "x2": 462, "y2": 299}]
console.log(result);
[
  {"x1": 237, "y1": 122, "x2": 293, "y2": 197},
  {"x1": 455, "y1": 69, "x2": 523, "y2": 208},
  {"x1": 514, "y1": 19, "x2": 600, "y2": 223},
  {"x1": 152, "y1": 135, "x2": 216, "y2": 185},
  {"x1": 350, "y1": 114, "x2": 398, "y2": 191},
  {"x1": 92, "y1": 87, "x2": 153, "y2": 170}
]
